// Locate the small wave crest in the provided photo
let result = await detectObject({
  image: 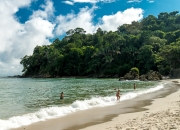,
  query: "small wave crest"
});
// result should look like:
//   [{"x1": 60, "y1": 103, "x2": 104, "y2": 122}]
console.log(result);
[
  {"x1": 121, "y1": 83, "x2": 164, "y2": 101},
  {"x1": 0, "y1": 83, "x2": 164, "y2": 130},
  {"x1": 0, "y1": 96, "x2": 116, "y2": 130}
]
